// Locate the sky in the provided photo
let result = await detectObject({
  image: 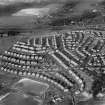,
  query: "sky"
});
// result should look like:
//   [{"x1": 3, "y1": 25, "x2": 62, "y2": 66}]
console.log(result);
[
  {"x1": 0, "y1": 0, "x2": 104, "y2": 28},
  {"x1": 0, "y1": 0, "x2": 69, "y2": 5},
  {"x1": 0, "y1": 0, "x2": 103, "y2": 17},
  {"x1": 0, "y1": 0, "x2": 66, "y2": 16},
  {"x1": 72, "y1": 0, "x2": 104, "y2": 15}
]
